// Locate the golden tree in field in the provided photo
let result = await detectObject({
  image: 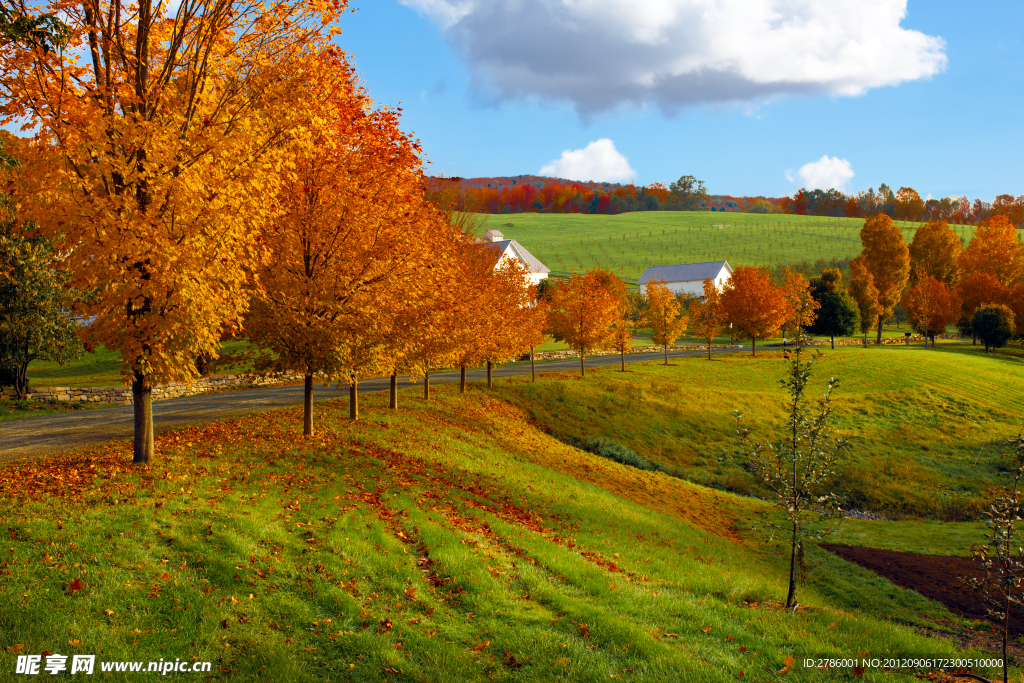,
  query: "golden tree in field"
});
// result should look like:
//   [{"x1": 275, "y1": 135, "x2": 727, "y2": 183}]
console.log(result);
[
  {"x1": 720, "y1": 266, "x2": 789, "y2": 357},
  {"x1": 688, "y1": 278, "x2": 726, "y2": 360},
  {"x1": 589, "y1": 268, "x2": 632, "y2": 371},
  {"x1": 547, "y1": 270, "x2": 620, "y2": 377},
  {"x1": 908, "y1": 221, "x2": 961, "y2": 286},
  {"x1": 1, "y1": 0, "x2": 349, "y2": 461},
  {"x1": 960, "y1": 215, "x2": 1024, "y2": 287},
  {"x1": 848, "y1": 257, "x2": 881, "y2": 345},
  {"x1": 245, "y1": 98, "x2": 444, "y2": 432},
  {"x1": 856, "y1": 214, "x2": 910, "y2": 344},
  {"x1": 642, "y1": 280, "x2": 688, "y2": 365},
  {"x1": 781, "y1": 270, "x2": 819, "y2": 346}
]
